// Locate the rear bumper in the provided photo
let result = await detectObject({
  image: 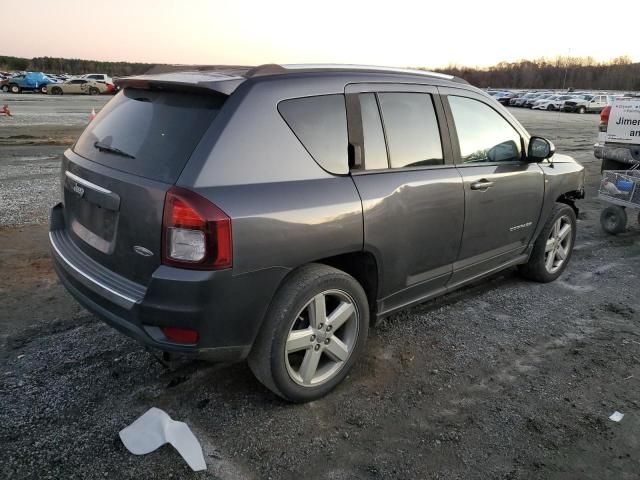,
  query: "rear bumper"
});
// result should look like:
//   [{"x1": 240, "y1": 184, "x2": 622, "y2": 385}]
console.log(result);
[{"x1": 50, "y1": 203, "x2": 284, "y2": 361}]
